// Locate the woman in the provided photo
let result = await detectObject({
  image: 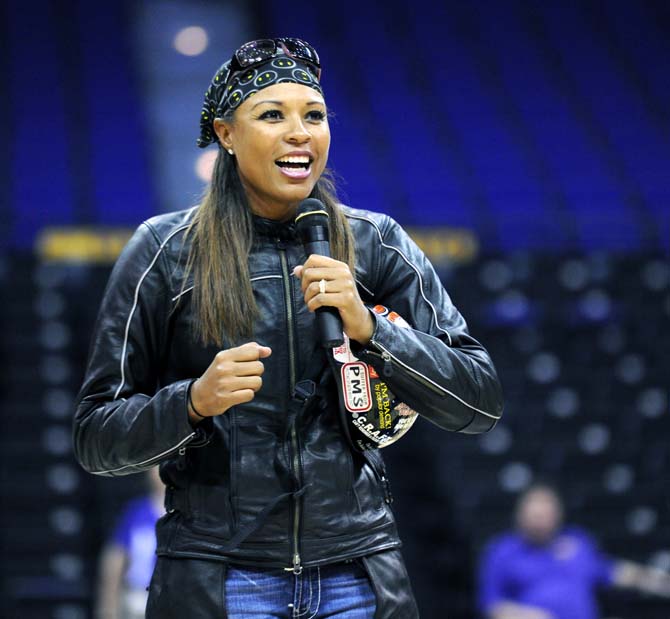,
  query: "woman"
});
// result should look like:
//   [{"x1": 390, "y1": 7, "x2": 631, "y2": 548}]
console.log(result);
[{"x1": 73, "y1": 38, "x2": 504, "y2": 618}]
